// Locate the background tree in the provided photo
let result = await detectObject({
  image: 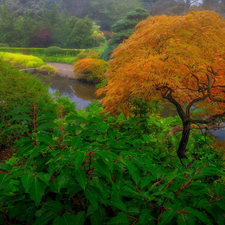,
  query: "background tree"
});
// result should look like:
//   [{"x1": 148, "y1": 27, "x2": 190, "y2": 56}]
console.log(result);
[
  {"x1": 101, "y1": 7, "x2": 149, "y2": 61},
  {"x1": 70, "y1": 17, "x2": 94, "y2": 48},
  {"x1": 97, "y1": 11, "x2": 225, "y2": 162}
]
